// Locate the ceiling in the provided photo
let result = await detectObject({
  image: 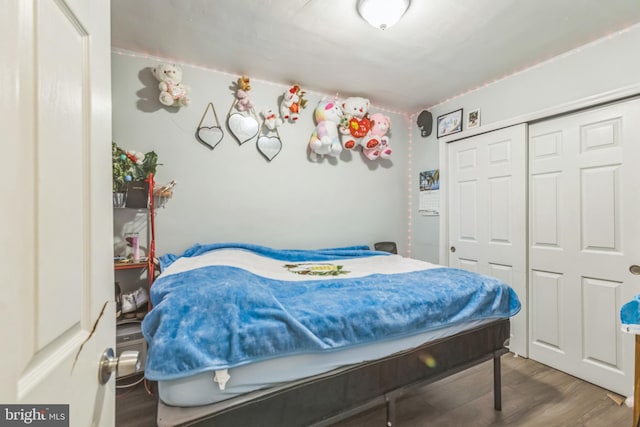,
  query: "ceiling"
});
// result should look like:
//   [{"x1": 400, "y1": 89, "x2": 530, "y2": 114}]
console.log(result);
[{"x1": 111, "y1": 0, "x2": 640, "y2": 113}]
